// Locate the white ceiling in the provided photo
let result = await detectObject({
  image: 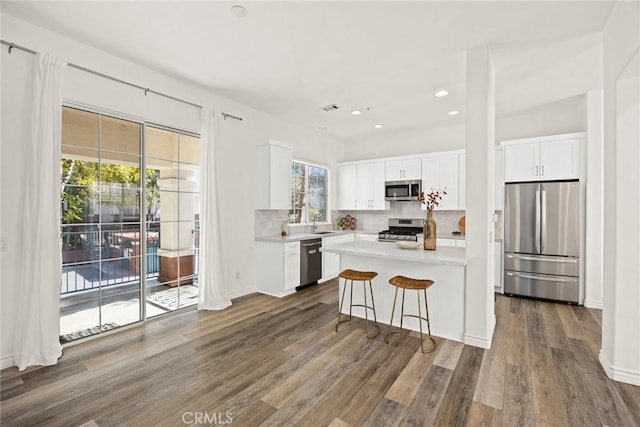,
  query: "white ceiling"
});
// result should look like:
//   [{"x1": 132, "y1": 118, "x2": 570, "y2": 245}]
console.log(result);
[{"x1": 1, "y1": 1, "x2": 615, "y2": 143}]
